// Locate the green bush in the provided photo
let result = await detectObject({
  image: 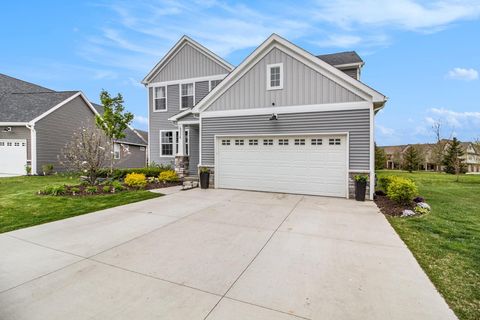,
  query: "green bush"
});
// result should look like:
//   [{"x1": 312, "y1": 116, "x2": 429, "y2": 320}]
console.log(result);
[
  {"x1": 414, "y1": 206, "x2": 429, "y2": 215},
  {"x1": 42, "y1": 164, "x2": 54, "y2": 176},
  {"x1": 40, "y1": 185, "x2": 66, "y2": 196},
  {"x1": 85, "y1": 186, "x2": 98, "y2": 194},
  {"x1": 378, "y1": 176, "x2": 395, "y2": 192},
  {"x1": 159, "y1": 170, "x2": 179, "y2": 182},
  {"x1": 102, "y1": 185, "x2": 111, "y2": 193},
  {"x1": 70, "y1": 187, "x2": 80, "y2": 195},
  {"x1": 124, "y1": 173, "x2": 147, "y2": 188},
  {"x1": 111, "y1": 181, "x2": 124, "y2": 192},
  {"x1": 387, "y1": 177, "x2": 418, "y2": 205},
  {"x1": 97, "y1": 165, "x2": 172, "y2": 179},
  {"x1": 354, "y1": 174, "x2": 368, "y2": 183}
]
